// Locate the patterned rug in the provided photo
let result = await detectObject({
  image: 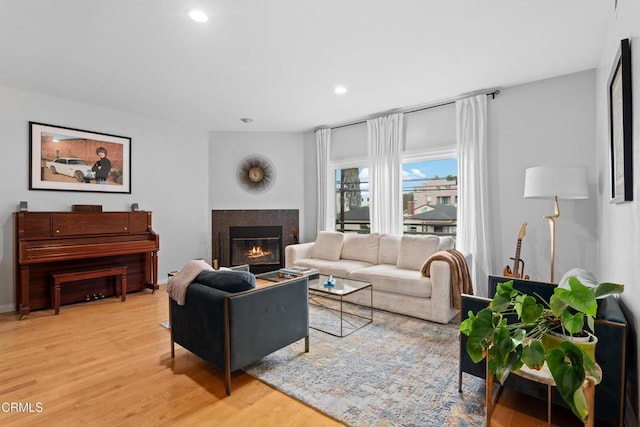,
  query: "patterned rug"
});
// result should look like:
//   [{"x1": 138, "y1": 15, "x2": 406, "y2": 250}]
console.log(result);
[{"x1": 244, "y1": 304, "x2": 486, "y2": 426}]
